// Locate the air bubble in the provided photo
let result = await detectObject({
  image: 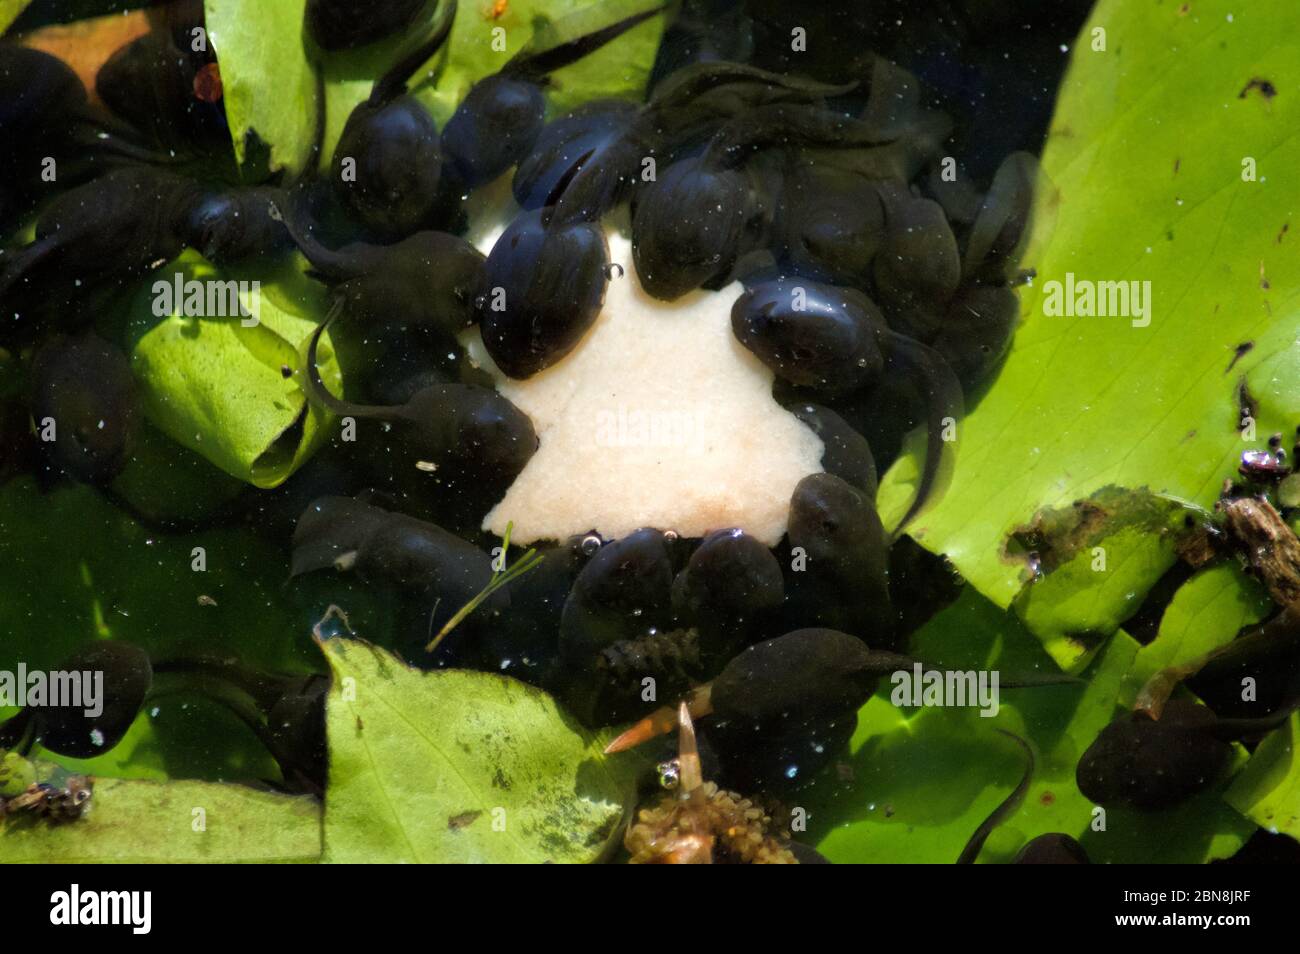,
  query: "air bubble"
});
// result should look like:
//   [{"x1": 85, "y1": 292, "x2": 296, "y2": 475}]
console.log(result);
[
  {"x1": 603, "y1": 262, "x2": 624, "y2": 280},
  {"x1": 580, "y1": 534, "x2": 602, "y2": 556}
]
